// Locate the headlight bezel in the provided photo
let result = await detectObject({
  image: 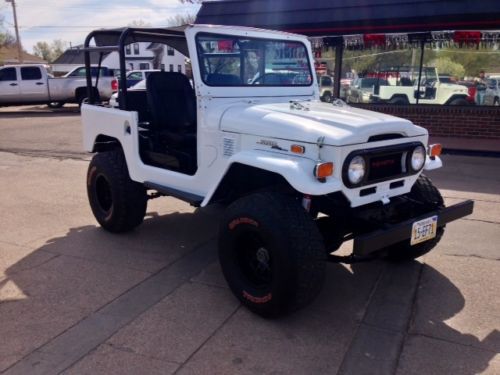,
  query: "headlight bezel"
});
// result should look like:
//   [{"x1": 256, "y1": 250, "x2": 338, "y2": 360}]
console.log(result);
[{"x1": 342, "y1": 142, "x2": 427, "y2": 189}]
